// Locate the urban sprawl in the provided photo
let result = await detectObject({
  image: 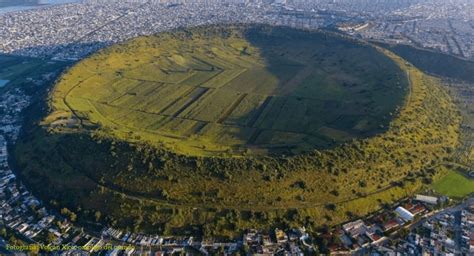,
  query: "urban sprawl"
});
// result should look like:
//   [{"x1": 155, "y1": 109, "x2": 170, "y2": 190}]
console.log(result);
[{"x1": 0, "y1": 0, "x2": 473, "y2": 61}]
